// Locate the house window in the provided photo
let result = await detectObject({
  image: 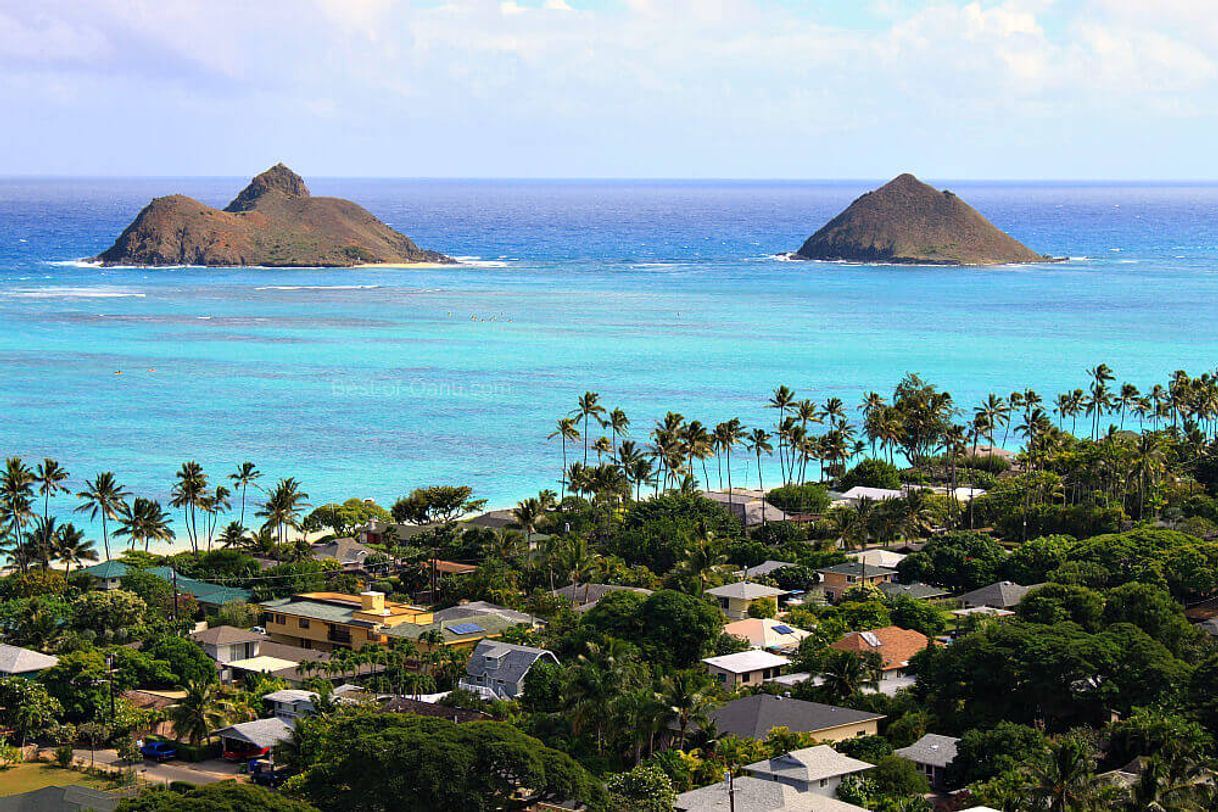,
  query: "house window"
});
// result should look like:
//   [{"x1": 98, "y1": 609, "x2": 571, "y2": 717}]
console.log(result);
[
  {"x1": 299, "y1": 618, "x2": 310, "y2": 629},
  {"x1": 276, "y1": 614, "x2": 286, "y2": 624},
  {"x1": 819, "y1": 779, "x2": 828, "y2": 788},
  {"x1": 846, "y1": 575, "x2": 856, "y2": 583}
]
